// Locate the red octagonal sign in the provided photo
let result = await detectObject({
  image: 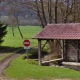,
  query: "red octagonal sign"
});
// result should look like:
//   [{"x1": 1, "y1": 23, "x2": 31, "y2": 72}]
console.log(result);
[{"x1": 23, "y1": 39, "x2": 30, "y2": 47}]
